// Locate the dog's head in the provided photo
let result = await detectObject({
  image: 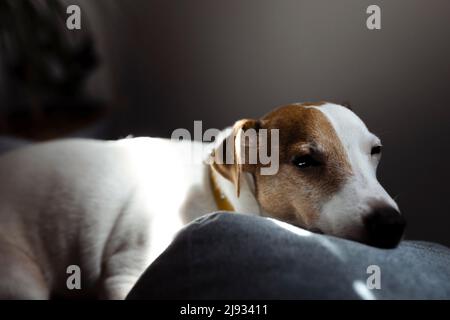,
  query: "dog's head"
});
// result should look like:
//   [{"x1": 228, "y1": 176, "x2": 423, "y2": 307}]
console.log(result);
[{"x1": 212, "y1": 102, "x2": 405, "y2": 248}]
